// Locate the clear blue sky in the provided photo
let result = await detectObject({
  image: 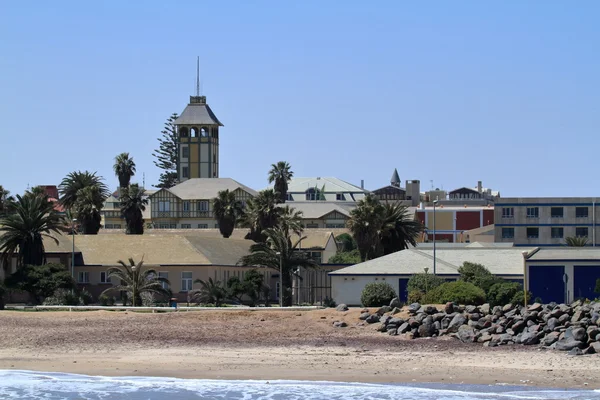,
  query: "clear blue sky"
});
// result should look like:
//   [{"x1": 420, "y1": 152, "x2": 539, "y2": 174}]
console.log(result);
[{"x1": 1, "y1": 1, "x2": 598, "y2": 197}]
